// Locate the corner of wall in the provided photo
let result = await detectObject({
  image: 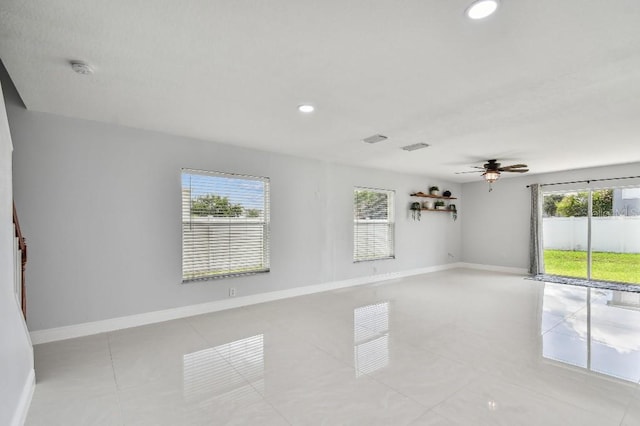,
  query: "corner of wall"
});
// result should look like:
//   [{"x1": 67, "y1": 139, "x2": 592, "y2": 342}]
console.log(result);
[{"x1": 10, "y1": 368, "x2": 35, "y2": 426}]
